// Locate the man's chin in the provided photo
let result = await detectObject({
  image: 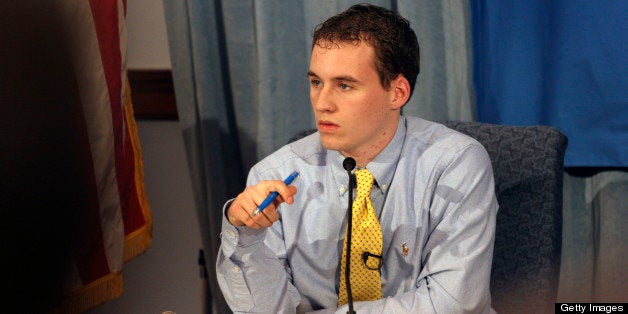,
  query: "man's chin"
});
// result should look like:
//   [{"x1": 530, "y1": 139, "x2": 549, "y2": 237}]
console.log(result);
[{"x1": 319, "y1": 136, "x2": 344, "y2": 152}]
